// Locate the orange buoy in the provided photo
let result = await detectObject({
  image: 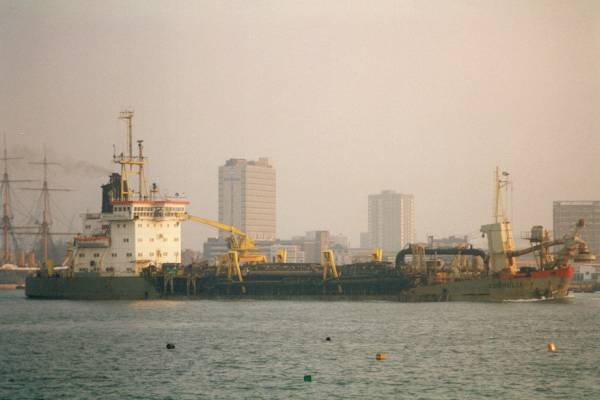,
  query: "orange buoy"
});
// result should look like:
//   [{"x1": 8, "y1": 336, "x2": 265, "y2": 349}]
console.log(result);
[
  {"x1": 375, "y1": 352, "x2": 386, "y2": 360},
  {"x1": 547, "y1": 342, "x2": 557, "y2": 352}
]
